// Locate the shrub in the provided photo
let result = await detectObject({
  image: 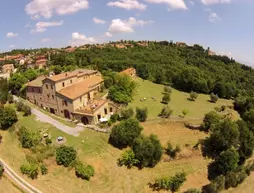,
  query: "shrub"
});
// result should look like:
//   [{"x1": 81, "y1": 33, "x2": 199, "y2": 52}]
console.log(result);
[
  {"x1": 159, "y1": 106, "x2": 173, "y2": 118},
  {"x1": 22, "y1": 105, "x2": 31, "y2": 116},
  {"x1": 212, "y1": 175, "x2": 225, "y2": 192},
  {"x1": 132, "y1": 134, "x2": 163, "y2": 168},
  {"x1": 202, "y1": 111, "x2": 221, "y2": 132},
  {"x1": 110, "y1": 113, "x2": 119, "y2": 123},
  {"x1": 45, "y1": 137, "x2": 52, "y2": 145},
  {"x1": 184, "y1": 188, "x2": 201, "y2": 193},
  {"x1": 225, "y1": 172, "x2": 238, "y2": 189},
  {"x1": 18, "y1": 127, "x2": 41, "y2": 149},
  {"x1": 121, "y1": 108, "x2": 134, "y2": 120},
  {"x1": 210, "y1": 93, "x2": 219, "y2": 103},
  {"x1": 165, "y1": 142, "x2": 181, "y2": 159},
  {"x1": 163, "y1": 86, "x2": 172, "y2": 94},
  {"x1": 189, "y1": 91, "x2": 198, "y2": 101},
  {"x1": 20, "y1": 163, "x2": 38, "y2": 179},
  {"x1": 169, "y1": 172, "x2": 187, "y2": 192},
  {"x1": 162, "y1": 93, "x2": 170, "y2": 104},
  {"x1": 150, "y1": 172, "x2": 186, "y2": 192},
  {"x1": 16, "y1": 101, "x2": 24, "y2": 112},
  {"x1": 237, "y1": 170, "x2": 247, "y2": 184},
  {"x1": 0, "y1": 107, "x2": 18, "y2": 130},
  {"x1": 7, "y1": 94, "x2": 14, "y2": 104},
  {"x1": 75, "y1": 162, "x2": 94, "y2": 180},
  {"x1": 56, "y1": 146, "x2": 77, "y2": 167},
  {"x1": 182, "y1": 109, "x2": 188, "y2": 117},
  {"x1": 136, "y1": 107, "x2": 148, "y2": 122},
  {"x1": 117, "y1": 149, "x2": 139, "y2": 168},
  {"x1": 208, "y1": 148, "x2": 239, "y2": 180},
  {"x1": 40, "y1": 164, "x2": 48, "y2": 175},
  {"x1": 0, "y1": 163, "x2": 4, "y2": 178},
  {"x1": 109, "y1": 118, "x2": 143, "y2": 148}
]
